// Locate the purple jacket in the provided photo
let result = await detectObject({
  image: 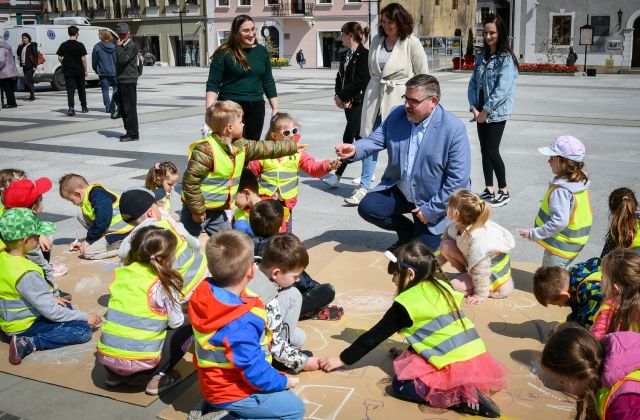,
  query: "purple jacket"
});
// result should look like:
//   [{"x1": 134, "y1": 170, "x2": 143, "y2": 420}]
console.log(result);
[
  {"x1": 0, "y1": 41, "x2": 18, "y2": 79},
  {"x1": 601, "y1": 332, "x2": 640, "y2": 418}
]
